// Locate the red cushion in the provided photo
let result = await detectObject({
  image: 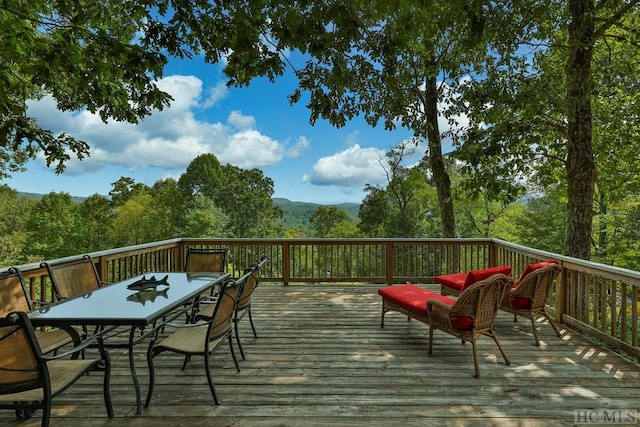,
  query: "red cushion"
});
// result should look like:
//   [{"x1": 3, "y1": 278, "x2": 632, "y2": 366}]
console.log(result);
[
  {"x1": 510, "y1": 296, "x2": 531, "y2": 309},
  {"x1": 515, "y1": 260, "x2": 559, "y2": 286},
  {"x1": 464, "y1": 265, "x2": 512, "y2": 288},
  {"x1": 510, "y1": 260, "x2": 558, "y2": 309},
  {"x1": 378, "y1": 285, "x2": 473, "y2": 330},
  {"x1": 434, "y1": 272, "x2": 467, "y2": 291}
]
